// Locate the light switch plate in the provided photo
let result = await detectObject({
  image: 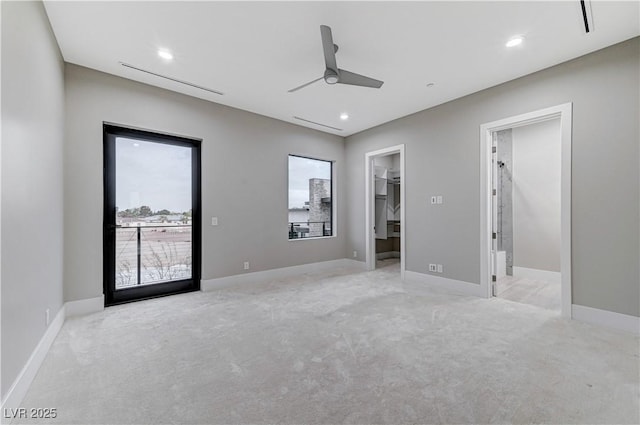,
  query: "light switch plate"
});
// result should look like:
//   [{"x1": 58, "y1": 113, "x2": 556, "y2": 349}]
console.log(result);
[
  {"x1": 211, "y1": 217, "x2": 218, "y2": 226},
  {"x1": 430, "y1": 196, "x2": 437, "y2": 204},
  {"x1": 436, "y1": 196, "x2": 443, "y2": 204}
]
